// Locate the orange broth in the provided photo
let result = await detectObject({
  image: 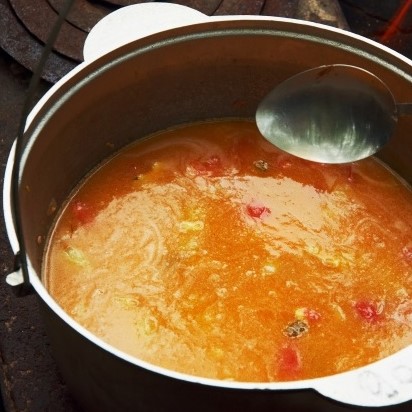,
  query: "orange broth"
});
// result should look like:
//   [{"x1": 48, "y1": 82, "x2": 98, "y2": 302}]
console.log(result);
[{"x1": 44, "y1": 120, "x2": 412, "y2": 382}]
